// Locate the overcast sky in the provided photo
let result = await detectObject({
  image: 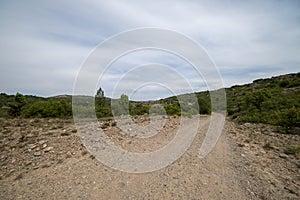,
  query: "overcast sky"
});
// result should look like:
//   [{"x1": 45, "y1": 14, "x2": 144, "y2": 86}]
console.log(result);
[{"x1": 0, "y1": 0, "x2": 299, "y2": 100}]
